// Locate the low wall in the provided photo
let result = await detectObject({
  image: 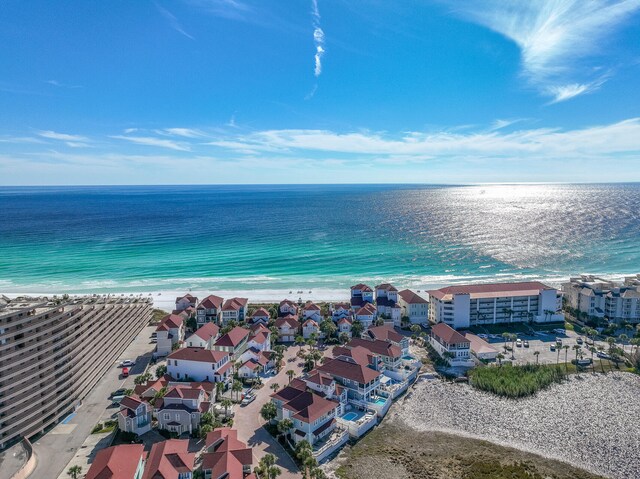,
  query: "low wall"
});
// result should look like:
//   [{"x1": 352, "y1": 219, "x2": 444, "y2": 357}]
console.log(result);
[{"x1": 11, "y1": 439, "x2": 36, "y2": 479}]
